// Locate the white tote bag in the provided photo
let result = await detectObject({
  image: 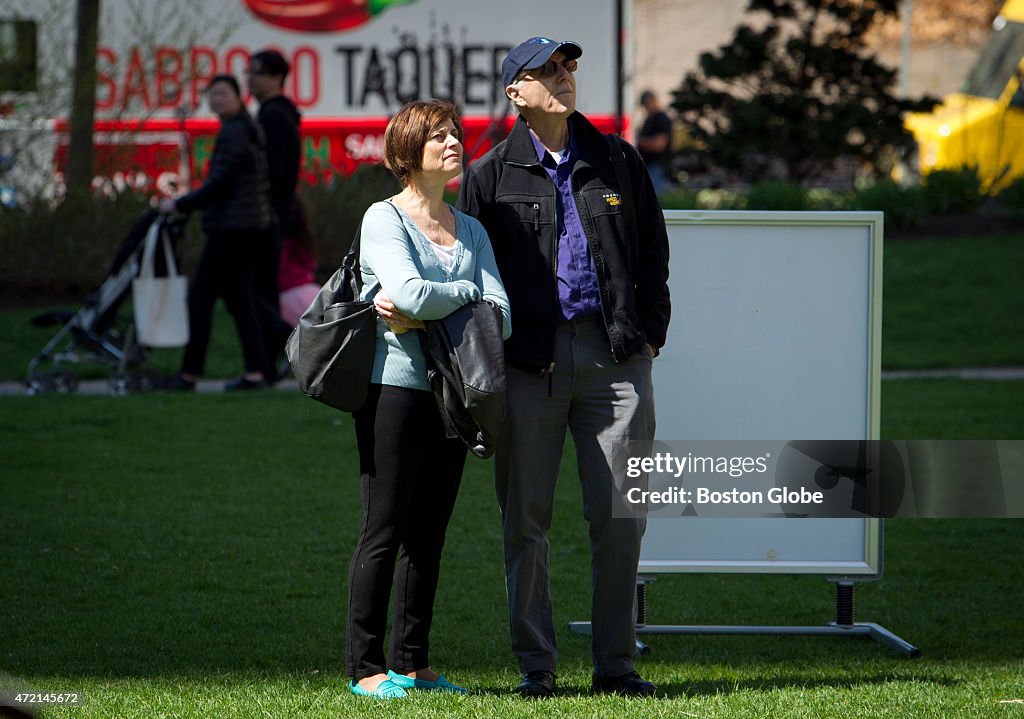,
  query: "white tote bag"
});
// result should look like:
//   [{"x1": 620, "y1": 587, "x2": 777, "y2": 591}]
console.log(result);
[{"x1": 132, "y1": 218, "x2": 190, "y2": 347}]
